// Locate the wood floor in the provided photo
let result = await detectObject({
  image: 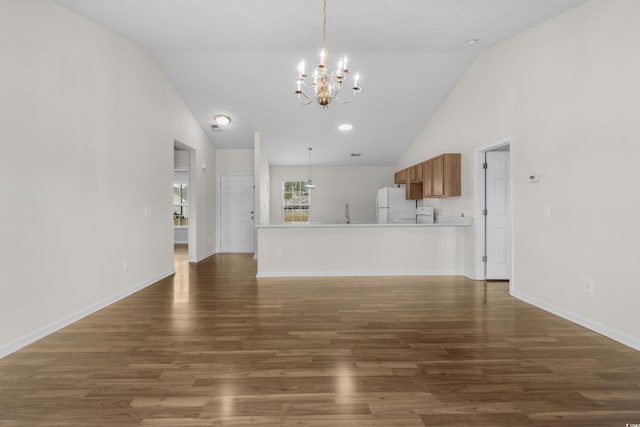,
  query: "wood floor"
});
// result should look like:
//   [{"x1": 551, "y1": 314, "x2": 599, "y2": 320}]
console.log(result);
[{"x1": 1, "y1": 245, "x2": 639, "y2": 426}]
